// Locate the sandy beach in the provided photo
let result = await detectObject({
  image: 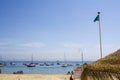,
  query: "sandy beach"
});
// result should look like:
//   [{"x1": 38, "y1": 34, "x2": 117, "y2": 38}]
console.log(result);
[{"x1": 0, "y1": 74, "x2": 75, "y2": 80}]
